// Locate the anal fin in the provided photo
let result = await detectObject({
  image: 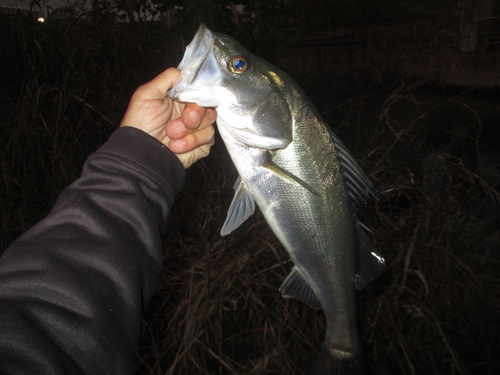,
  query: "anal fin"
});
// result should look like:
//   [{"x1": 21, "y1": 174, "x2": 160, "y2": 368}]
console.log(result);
[{"x1": 279, "y1": 267, "x2": 322, "y2": 309}]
